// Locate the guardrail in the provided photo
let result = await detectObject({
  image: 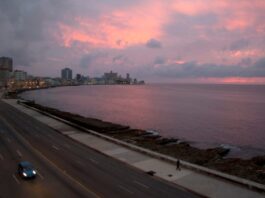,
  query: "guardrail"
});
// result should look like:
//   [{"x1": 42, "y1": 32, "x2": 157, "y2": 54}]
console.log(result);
[{"x1": 19, "y1": 101, "x2": 265, "y2": 193}]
